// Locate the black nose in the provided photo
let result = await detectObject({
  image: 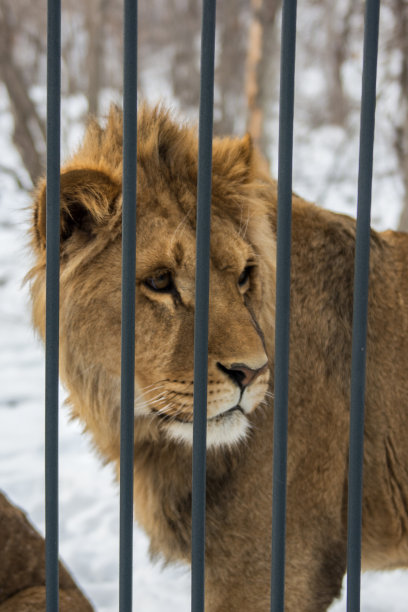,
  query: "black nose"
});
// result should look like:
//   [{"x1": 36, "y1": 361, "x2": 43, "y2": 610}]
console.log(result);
[{"x1": 217, "y1": 362, "x2": 268, "y2": 389}]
